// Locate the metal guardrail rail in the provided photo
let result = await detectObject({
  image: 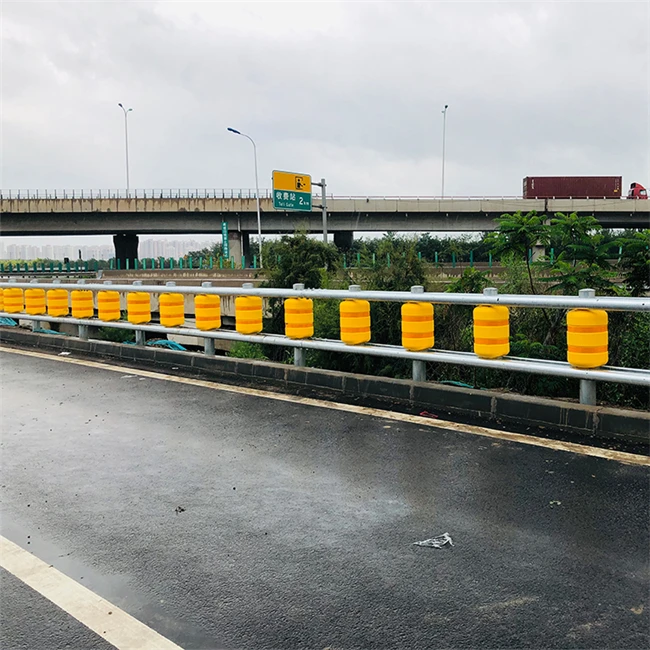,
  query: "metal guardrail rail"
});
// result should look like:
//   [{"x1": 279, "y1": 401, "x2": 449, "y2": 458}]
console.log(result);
[{"x1": 1, "y1": 280, "x2": 648, "y2": 406}]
